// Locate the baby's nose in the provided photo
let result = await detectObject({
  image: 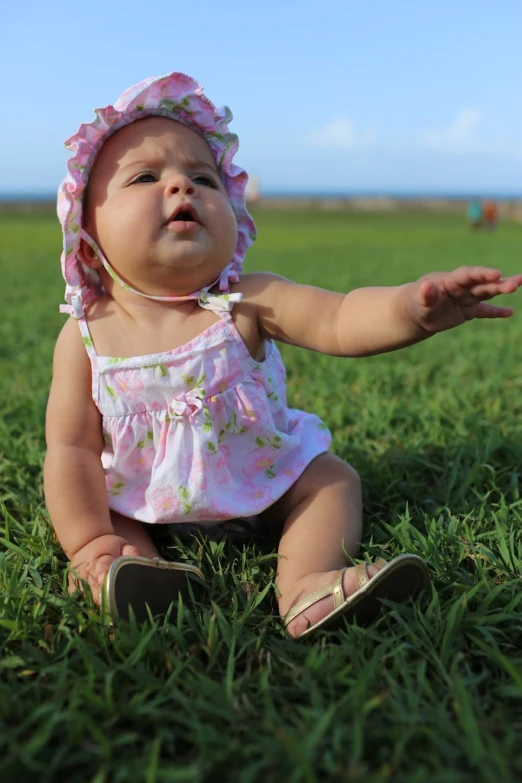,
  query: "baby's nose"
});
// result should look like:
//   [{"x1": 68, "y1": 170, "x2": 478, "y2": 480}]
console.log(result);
[{"x1": 166, "y1": 175, "x2": 196, "y2": 195}]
